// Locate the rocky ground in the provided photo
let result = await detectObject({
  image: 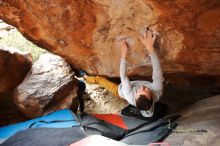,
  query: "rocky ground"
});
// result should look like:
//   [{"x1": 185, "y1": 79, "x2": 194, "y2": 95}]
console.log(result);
[{"x1": 83, "y1": 81, "x2": 128, "y2": 114}]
